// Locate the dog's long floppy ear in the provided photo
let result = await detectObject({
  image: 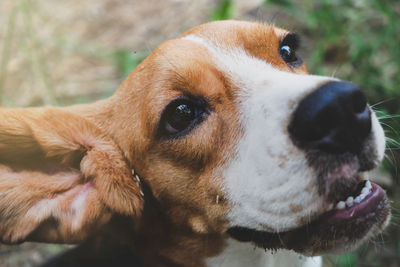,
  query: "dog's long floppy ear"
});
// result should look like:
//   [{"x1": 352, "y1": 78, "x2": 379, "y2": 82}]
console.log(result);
[{"x1": 0, "y1": 107, "x2": 143, "y2": 244}]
